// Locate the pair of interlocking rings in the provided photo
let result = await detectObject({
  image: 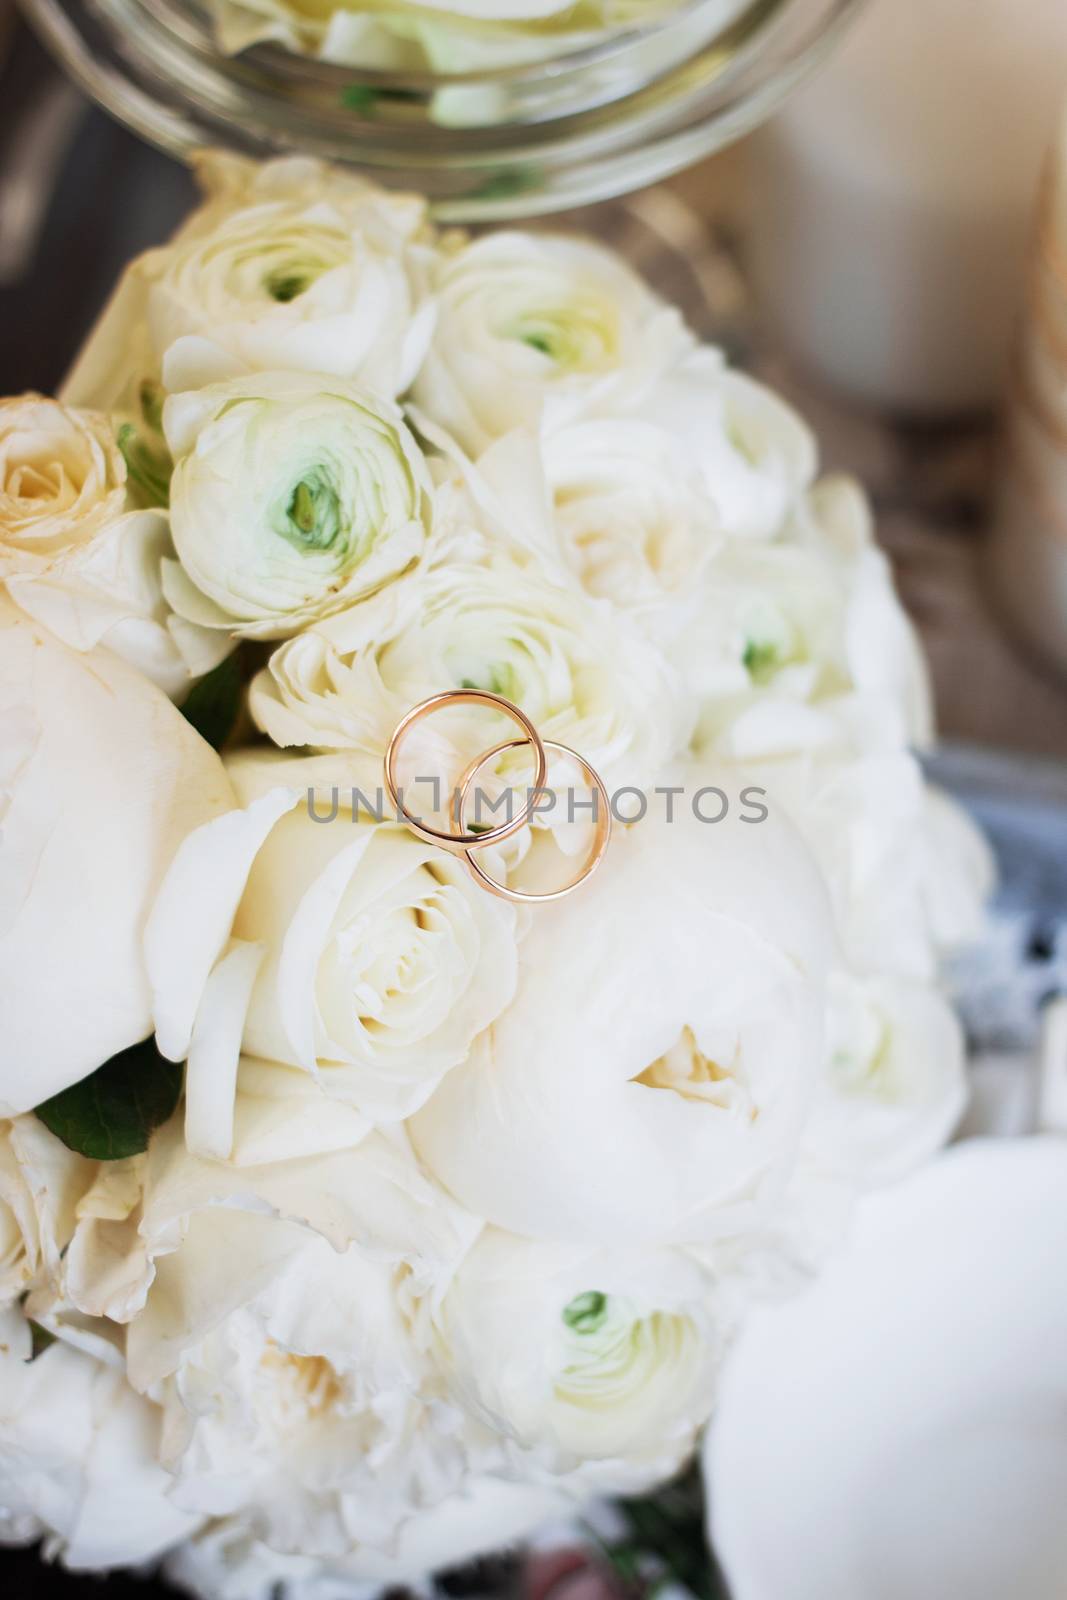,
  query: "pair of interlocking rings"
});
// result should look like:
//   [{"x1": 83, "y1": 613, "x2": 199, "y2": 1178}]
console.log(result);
[{"x1": 383, "y1": 689, "x2": 611, "y2": 904}]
